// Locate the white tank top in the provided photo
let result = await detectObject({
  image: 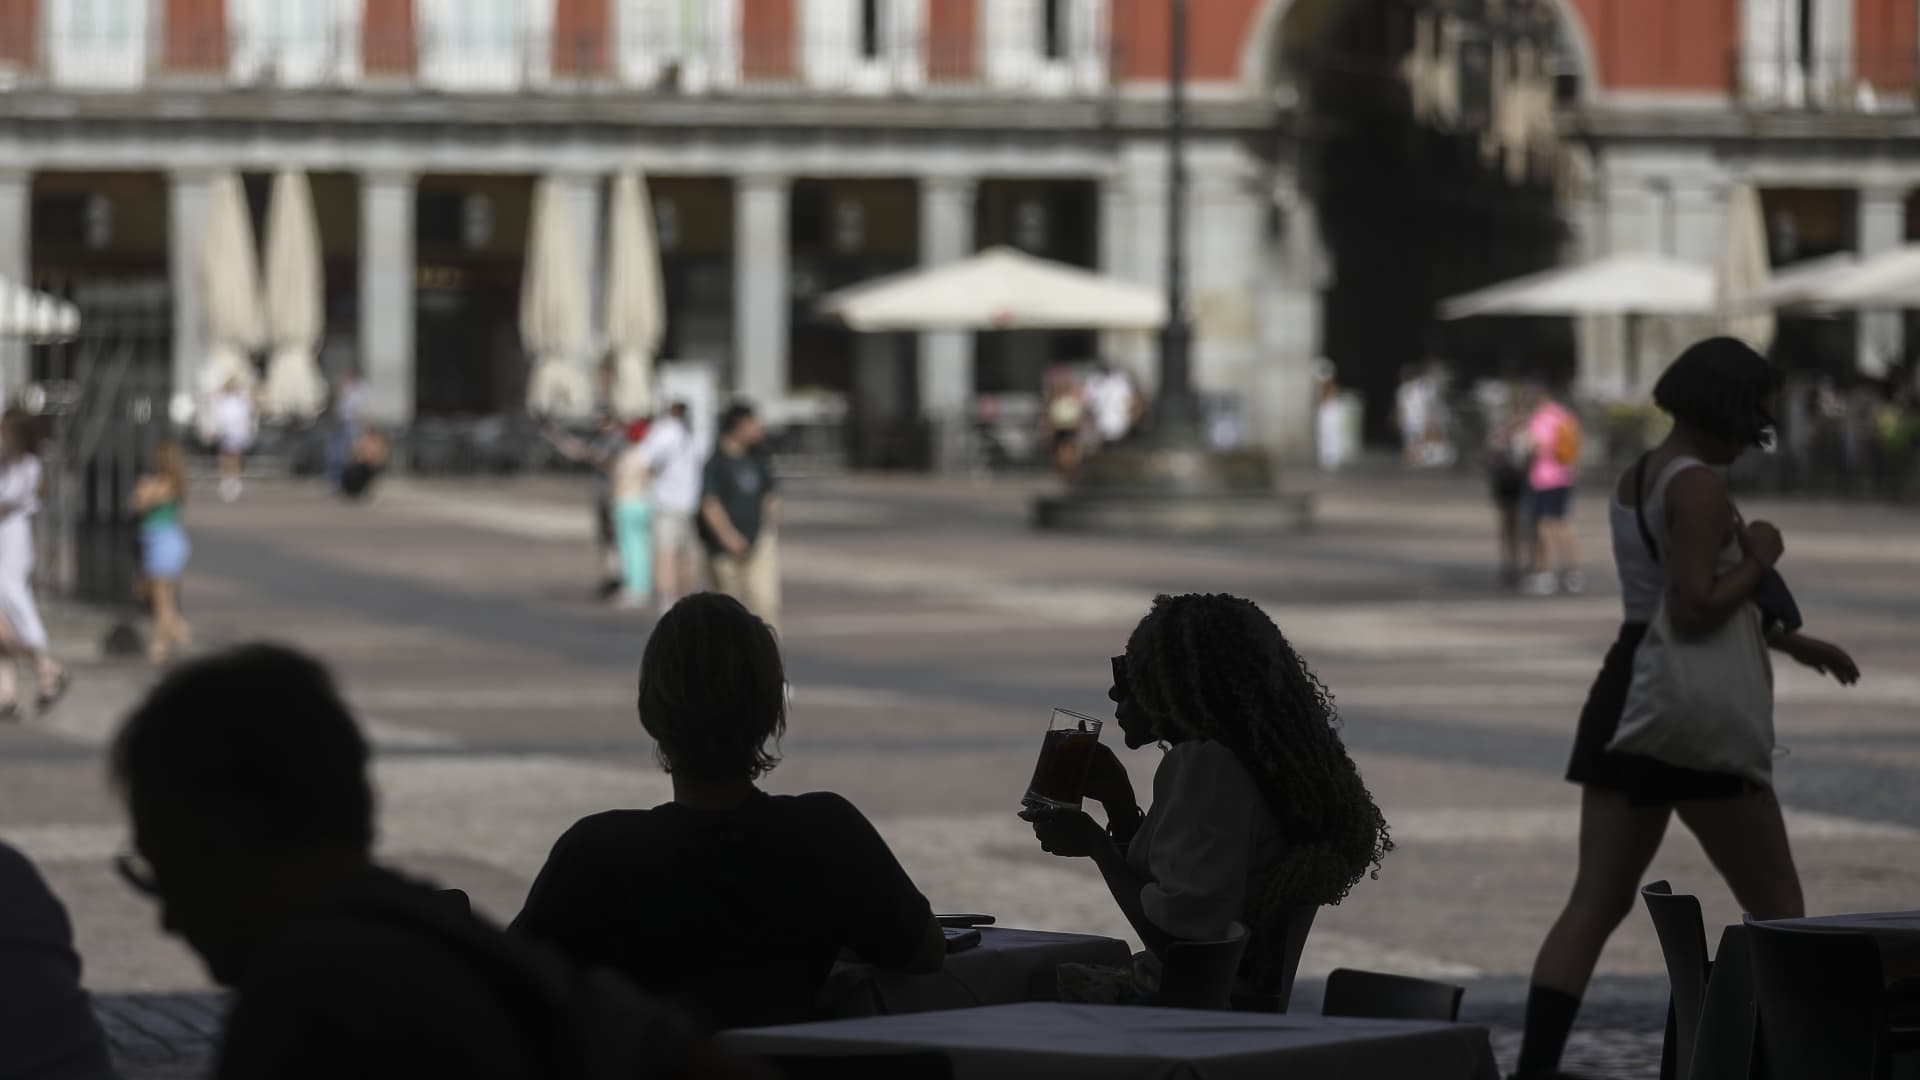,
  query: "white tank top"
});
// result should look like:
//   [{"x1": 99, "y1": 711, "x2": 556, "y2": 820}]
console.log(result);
[{"x1": 1608, "y1": 455, "x2": 1708, "y2": 624}]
